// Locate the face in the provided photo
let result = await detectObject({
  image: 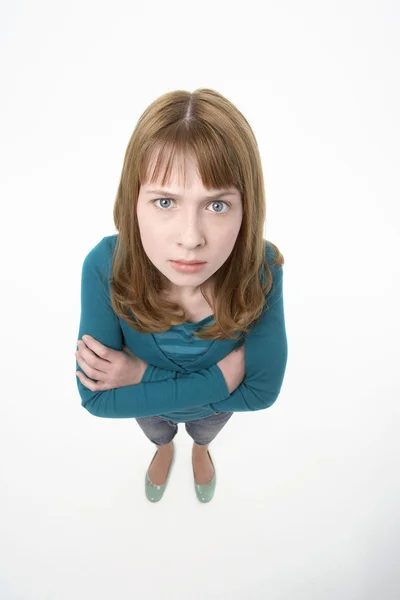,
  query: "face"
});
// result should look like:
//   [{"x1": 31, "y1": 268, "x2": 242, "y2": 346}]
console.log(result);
[{"x1": 136, "y1": 152, "x2": 243, "y2": 301}]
